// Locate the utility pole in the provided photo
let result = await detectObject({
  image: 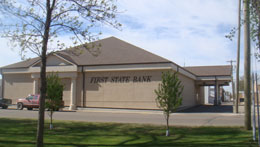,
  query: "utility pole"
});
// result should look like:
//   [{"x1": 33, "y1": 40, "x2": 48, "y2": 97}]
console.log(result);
[
  {"x1": 227, "y1": 60, "x2": 236, "y2": 111},
  {"x1": 235, "y1": 0, "x2": 241, "y2": 114},
  {"x1": 244, "y1": 0, "x2": 252, "y2": 130}
]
